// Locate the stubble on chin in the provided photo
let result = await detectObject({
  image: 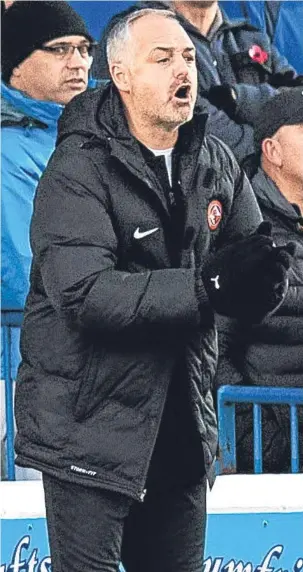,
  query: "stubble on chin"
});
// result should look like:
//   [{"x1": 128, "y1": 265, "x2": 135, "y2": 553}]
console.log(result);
[{"x1": 160, "y1": 108, "x2": 194, "y2": 130}]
